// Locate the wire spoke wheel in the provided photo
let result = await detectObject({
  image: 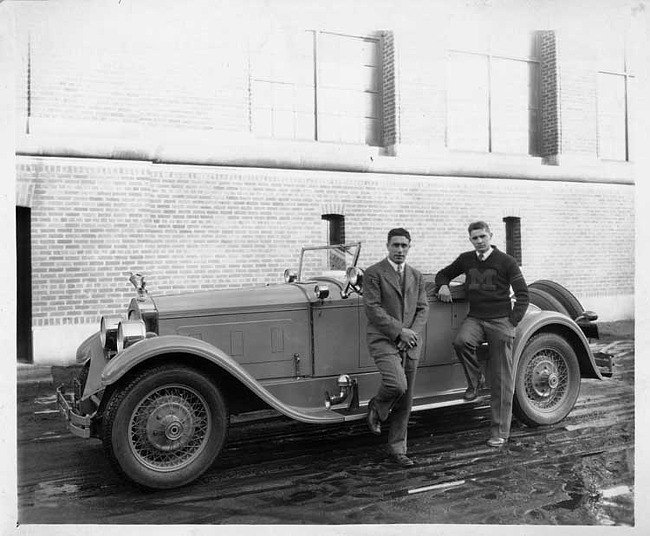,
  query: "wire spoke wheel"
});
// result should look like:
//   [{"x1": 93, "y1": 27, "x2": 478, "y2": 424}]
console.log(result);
[
  {"x1": 129, "y1": 385, "x2": 211, "y2": 471},
  {"x1": 103, "y1": 365, "x2": 228, "y2": 489},
  {"x1": 513, "y1": 333, "x2": 580, "y2": 426},
  {"x1": 523, "y1": 349, "x2": 568, "y2": 410}
]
